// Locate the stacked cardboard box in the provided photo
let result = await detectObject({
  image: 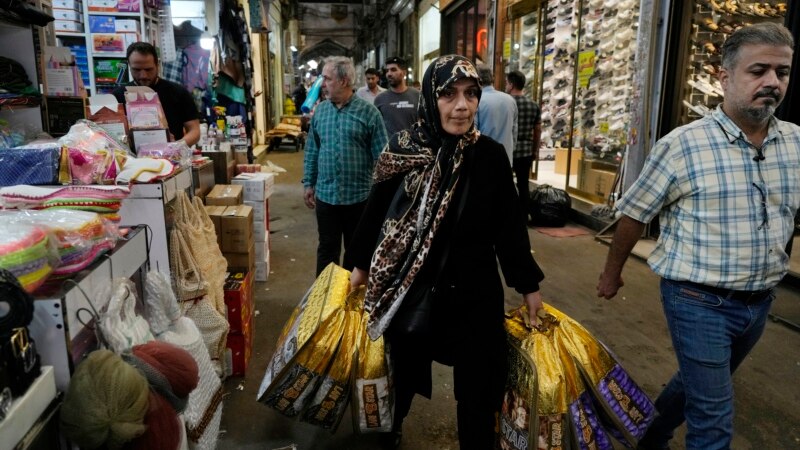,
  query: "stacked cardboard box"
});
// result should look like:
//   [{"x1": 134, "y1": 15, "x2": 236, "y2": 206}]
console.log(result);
[
  {"x1": 232, "y1": 172, "x2": 274, "y2": 282},
  {"x1": 204, "y1": 184, "x2": 256, "y2": 272},
  {"x1": 224, "y1": 270, "x2": 254, "y2": 376}
]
